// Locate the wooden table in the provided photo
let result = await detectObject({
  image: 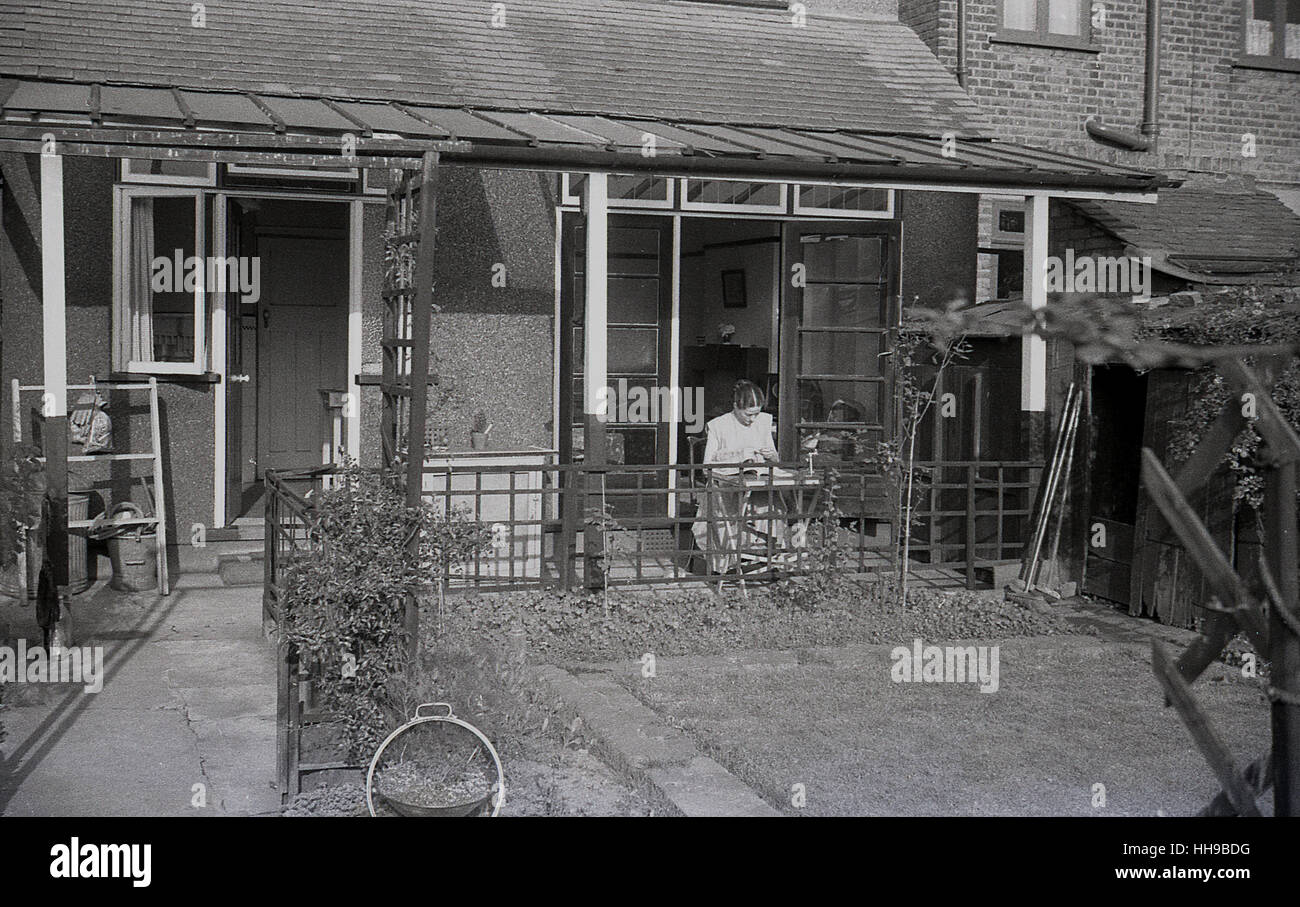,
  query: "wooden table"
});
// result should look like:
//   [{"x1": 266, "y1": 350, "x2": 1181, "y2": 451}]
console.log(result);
[{"x1": 710, "y1": 467, "x2": 823, "y2": 585}]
